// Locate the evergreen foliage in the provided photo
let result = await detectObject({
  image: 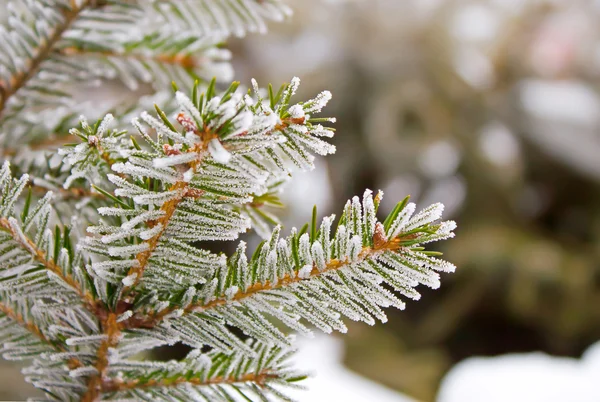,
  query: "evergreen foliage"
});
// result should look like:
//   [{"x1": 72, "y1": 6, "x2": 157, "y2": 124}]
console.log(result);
[{"x1": 0, "y1": 1, "x2": 456, "y2": 400}]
